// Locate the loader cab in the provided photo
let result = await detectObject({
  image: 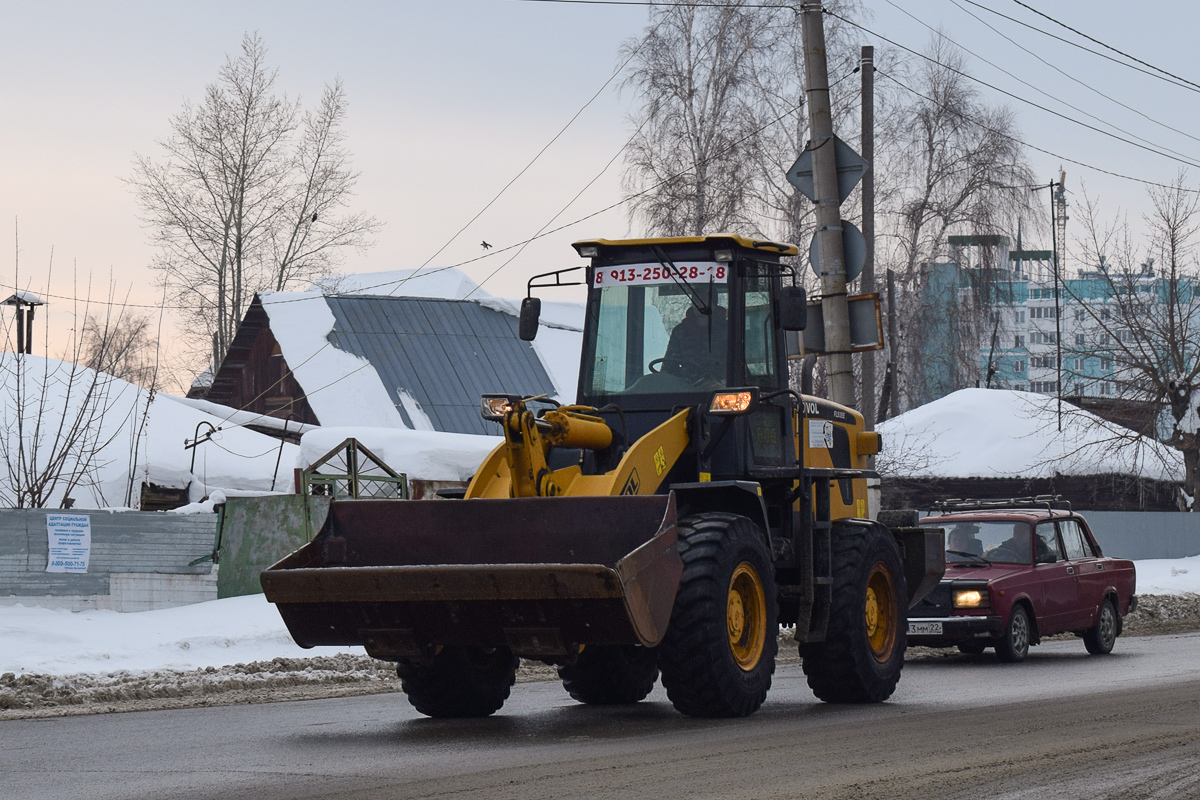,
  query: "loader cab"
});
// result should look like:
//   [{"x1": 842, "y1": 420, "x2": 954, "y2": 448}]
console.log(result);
[{"x1": 573, "y1": 235, "x2": 800, "y2": 478}]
